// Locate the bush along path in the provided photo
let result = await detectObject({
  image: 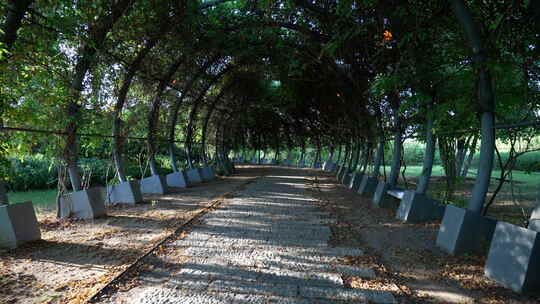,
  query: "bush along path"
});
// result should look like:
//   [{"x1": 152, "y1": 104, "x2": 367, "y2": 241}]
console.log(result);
[{"x1": 104, "y1": 167, "x2": 397, "y2": 304}]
